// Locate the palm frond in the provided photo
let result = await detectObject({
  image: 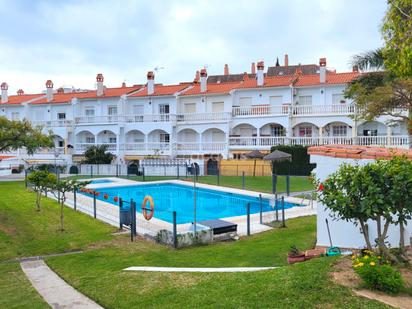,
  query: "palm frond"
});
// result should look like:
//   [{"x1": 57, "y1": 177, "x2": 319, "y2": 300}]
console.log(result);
[{"x1": 351, "y1": 48, "x2": 385, "y2": 71}]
